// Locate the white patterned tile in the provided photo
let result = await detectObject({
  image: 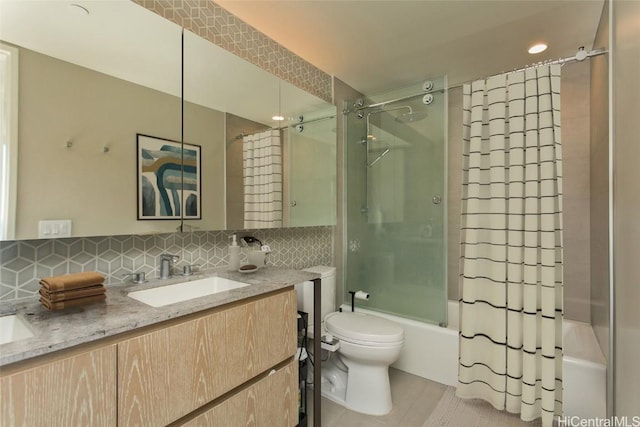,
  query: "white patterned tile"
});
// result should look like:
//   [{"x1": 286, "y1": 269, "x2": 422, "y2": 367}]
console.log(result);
[
  {"x1": 134, "y1": 0, "x2": 331, "y2": 102},
  {"x1": 0, "y1": 284, "x2": 16, "y2": 300},
  {"x1": 0, "y1": 242, "x2": 18, "y2": 263},
  {"x1": 38, "y1": 254, "x2": 67, "y2": 270},
  {"x1": 4, "y1": 257, "x2": 31, "y2": 273},
  {"x1": 0, "y1": 227, "x2": 333, "y2": 301}
]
